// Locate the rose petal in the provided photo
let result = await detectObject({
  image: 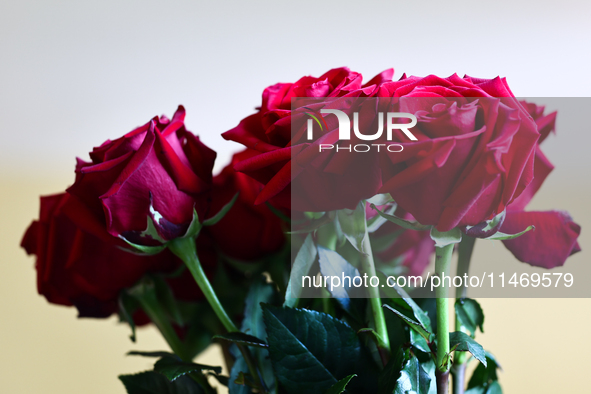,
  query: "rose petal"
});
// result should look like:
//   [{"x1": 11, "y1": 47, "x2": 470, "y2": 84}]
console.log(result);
[{"x1": 501, "y1": 210, "x2": 581, "y2": 268}]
